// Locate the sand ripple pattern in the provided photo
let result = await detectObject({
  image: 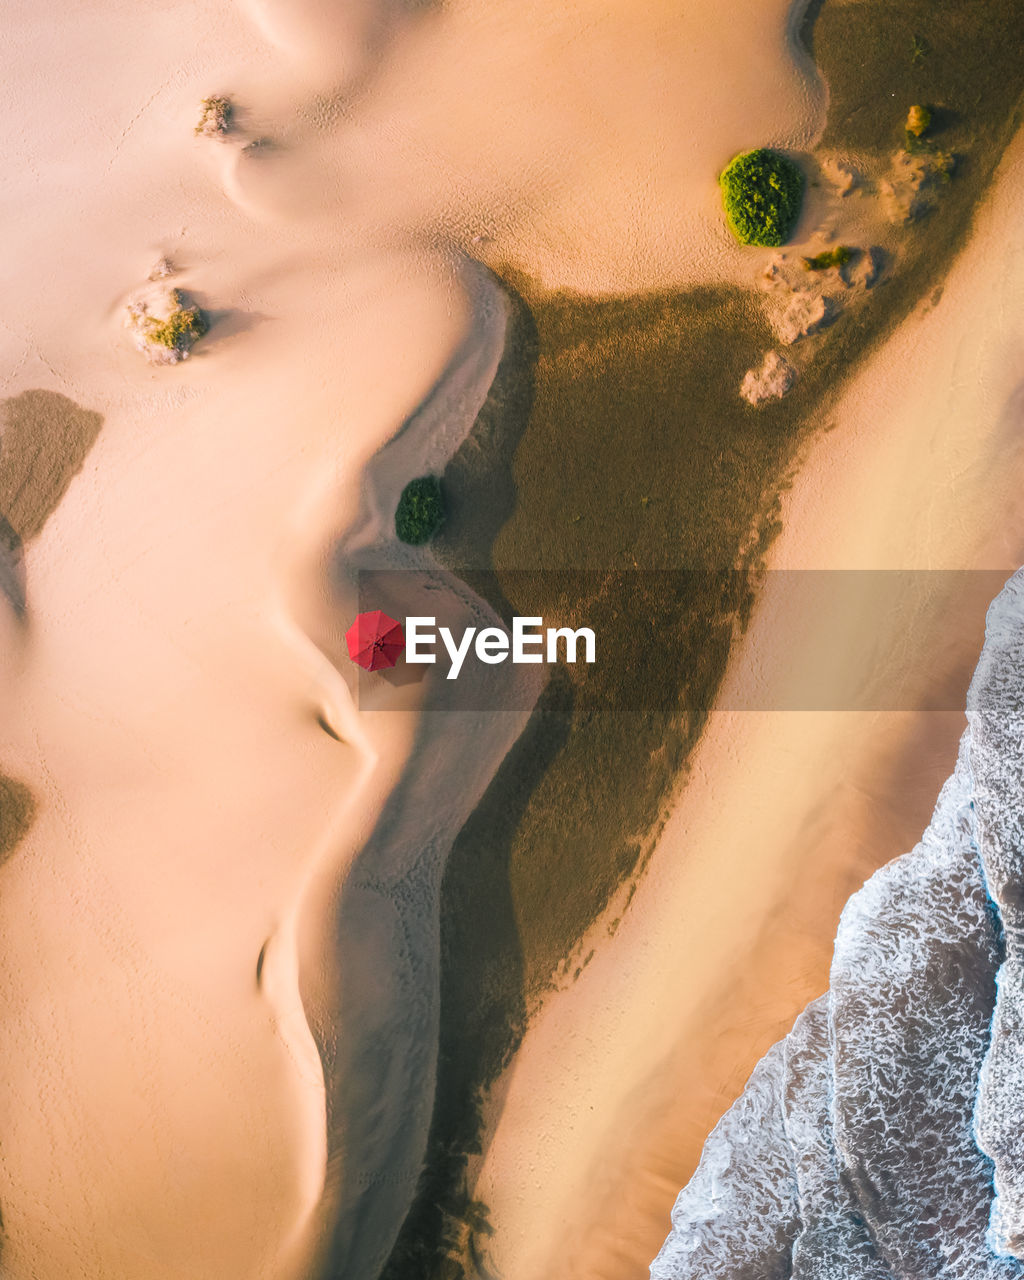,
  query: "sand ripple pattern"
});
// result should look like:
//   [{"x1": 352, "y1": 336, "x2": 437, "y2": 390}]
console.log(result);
[{"x1": 651, "y1": 569, "x2": 1024, "y2": 1279}]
